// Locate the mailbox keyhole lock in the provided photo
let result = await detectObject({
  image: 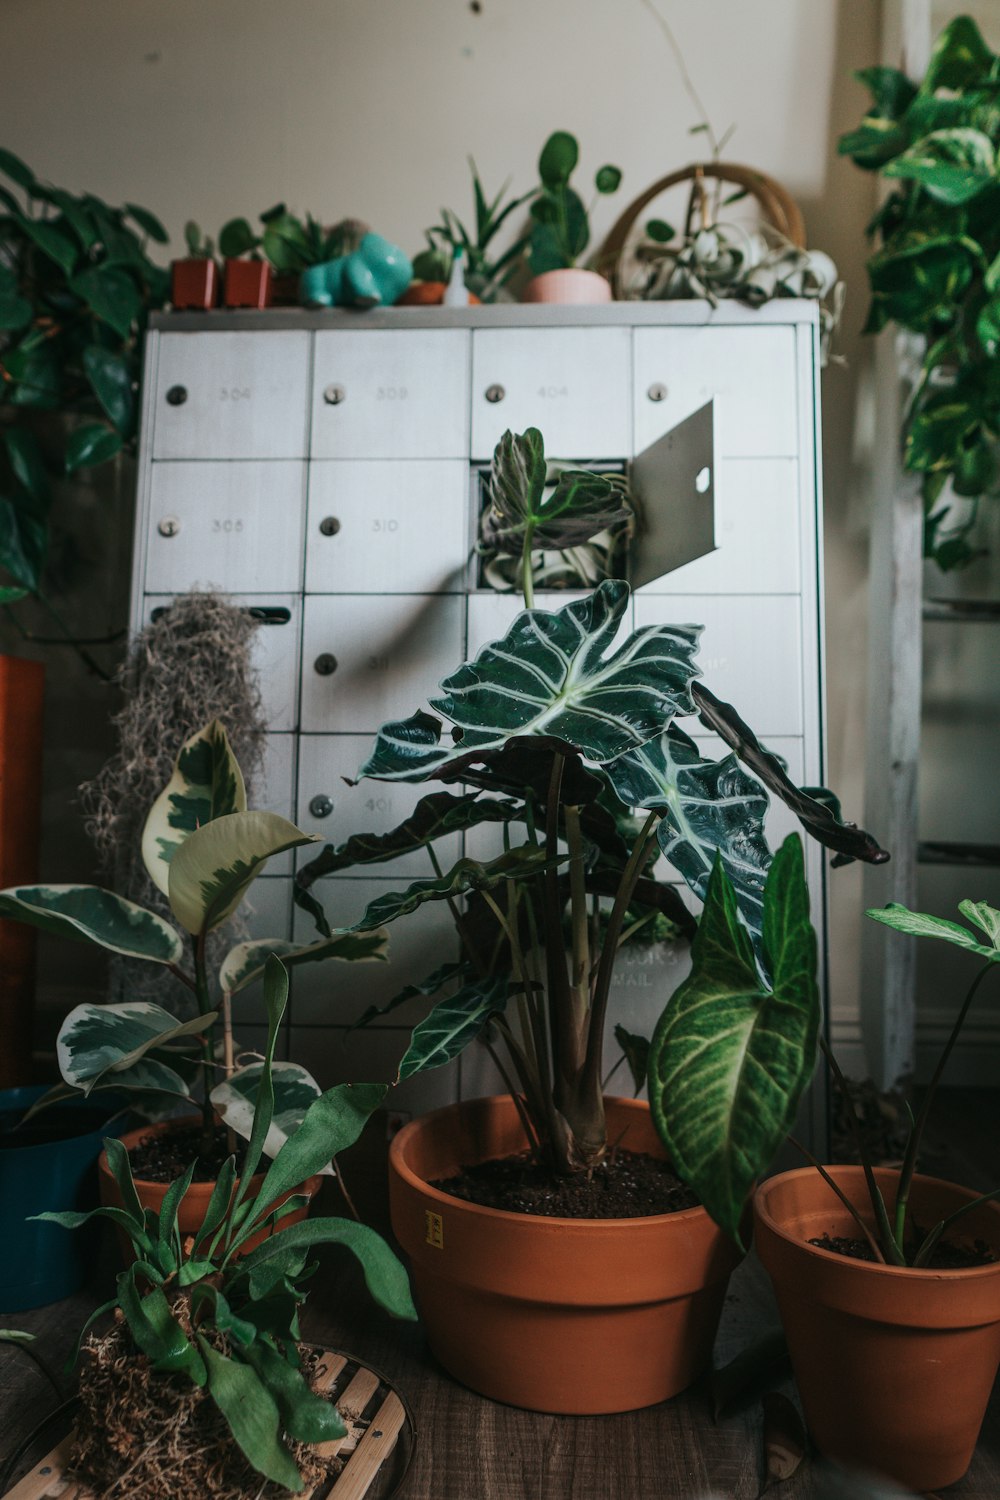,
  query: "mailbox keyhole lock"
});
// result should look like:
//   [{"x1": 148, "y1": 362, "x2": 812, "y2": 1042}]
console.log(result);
[
  {"x1": 319, "y1": 516, "x2": 341, "y2": 537},
  {"x1": 324, "y1": 384, "x2": 347, "y2": 406},
  {"x1": 166, "y1": 385, "x2": 188, "y2": 406},
  {"x1": 647, "y1": 383, "x2": 668, "y2": 403},
  {"x1": 485, "y1": 384, "x2": 506, "y2": 404},
  {"x1": 309, "y1": 795, "x2": 334, "y2": 819},
  {"x1": 314, "y1": 653, "x2": 338, "y2": 676},
  {"x1": 158, "y1": 516, "x2": 180, "y2": 538}
]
